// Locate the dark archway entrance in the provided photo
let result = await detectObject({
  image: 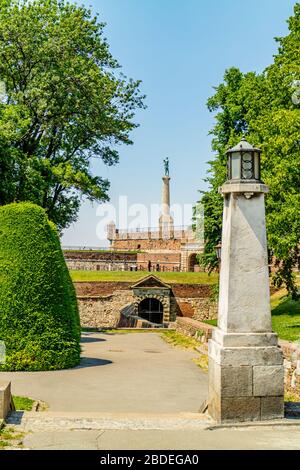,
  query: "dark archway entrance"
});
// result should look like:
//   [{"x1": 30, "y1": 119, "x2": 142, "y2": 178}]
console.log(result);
[
  {"x1": 188, "y1": 253, "x2": 198, "y2": 272},
  {"x1": 138, "y1": 298, "x2": 164, "y2": 324}
]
